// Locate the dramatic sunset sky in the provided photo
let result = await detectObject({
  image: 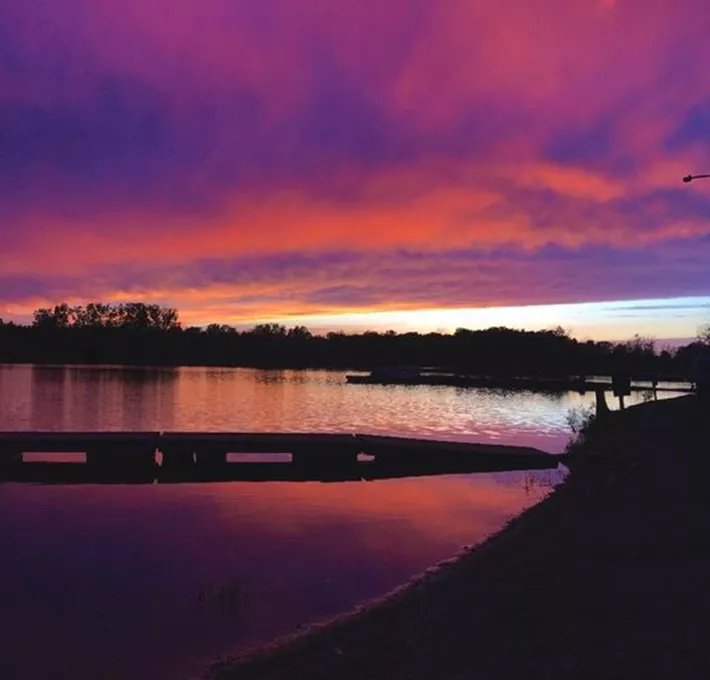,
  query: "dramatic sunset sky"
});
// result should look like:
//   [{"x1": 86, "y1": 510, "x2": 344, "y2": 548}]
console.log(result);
[{"x1": 1, "y1": 0, "x2": 709, "y2": 340}]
